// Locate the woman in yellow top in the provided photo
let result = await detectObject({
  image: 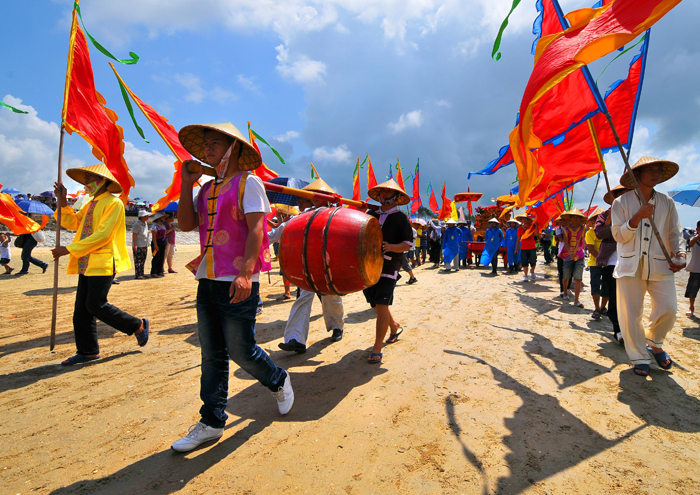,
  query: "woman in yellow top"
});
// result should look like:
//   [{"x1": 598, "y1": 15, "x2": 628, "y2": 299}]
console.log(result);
[{"x1": 52, "y1": 164, "x2": 149, "y2": 366}]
